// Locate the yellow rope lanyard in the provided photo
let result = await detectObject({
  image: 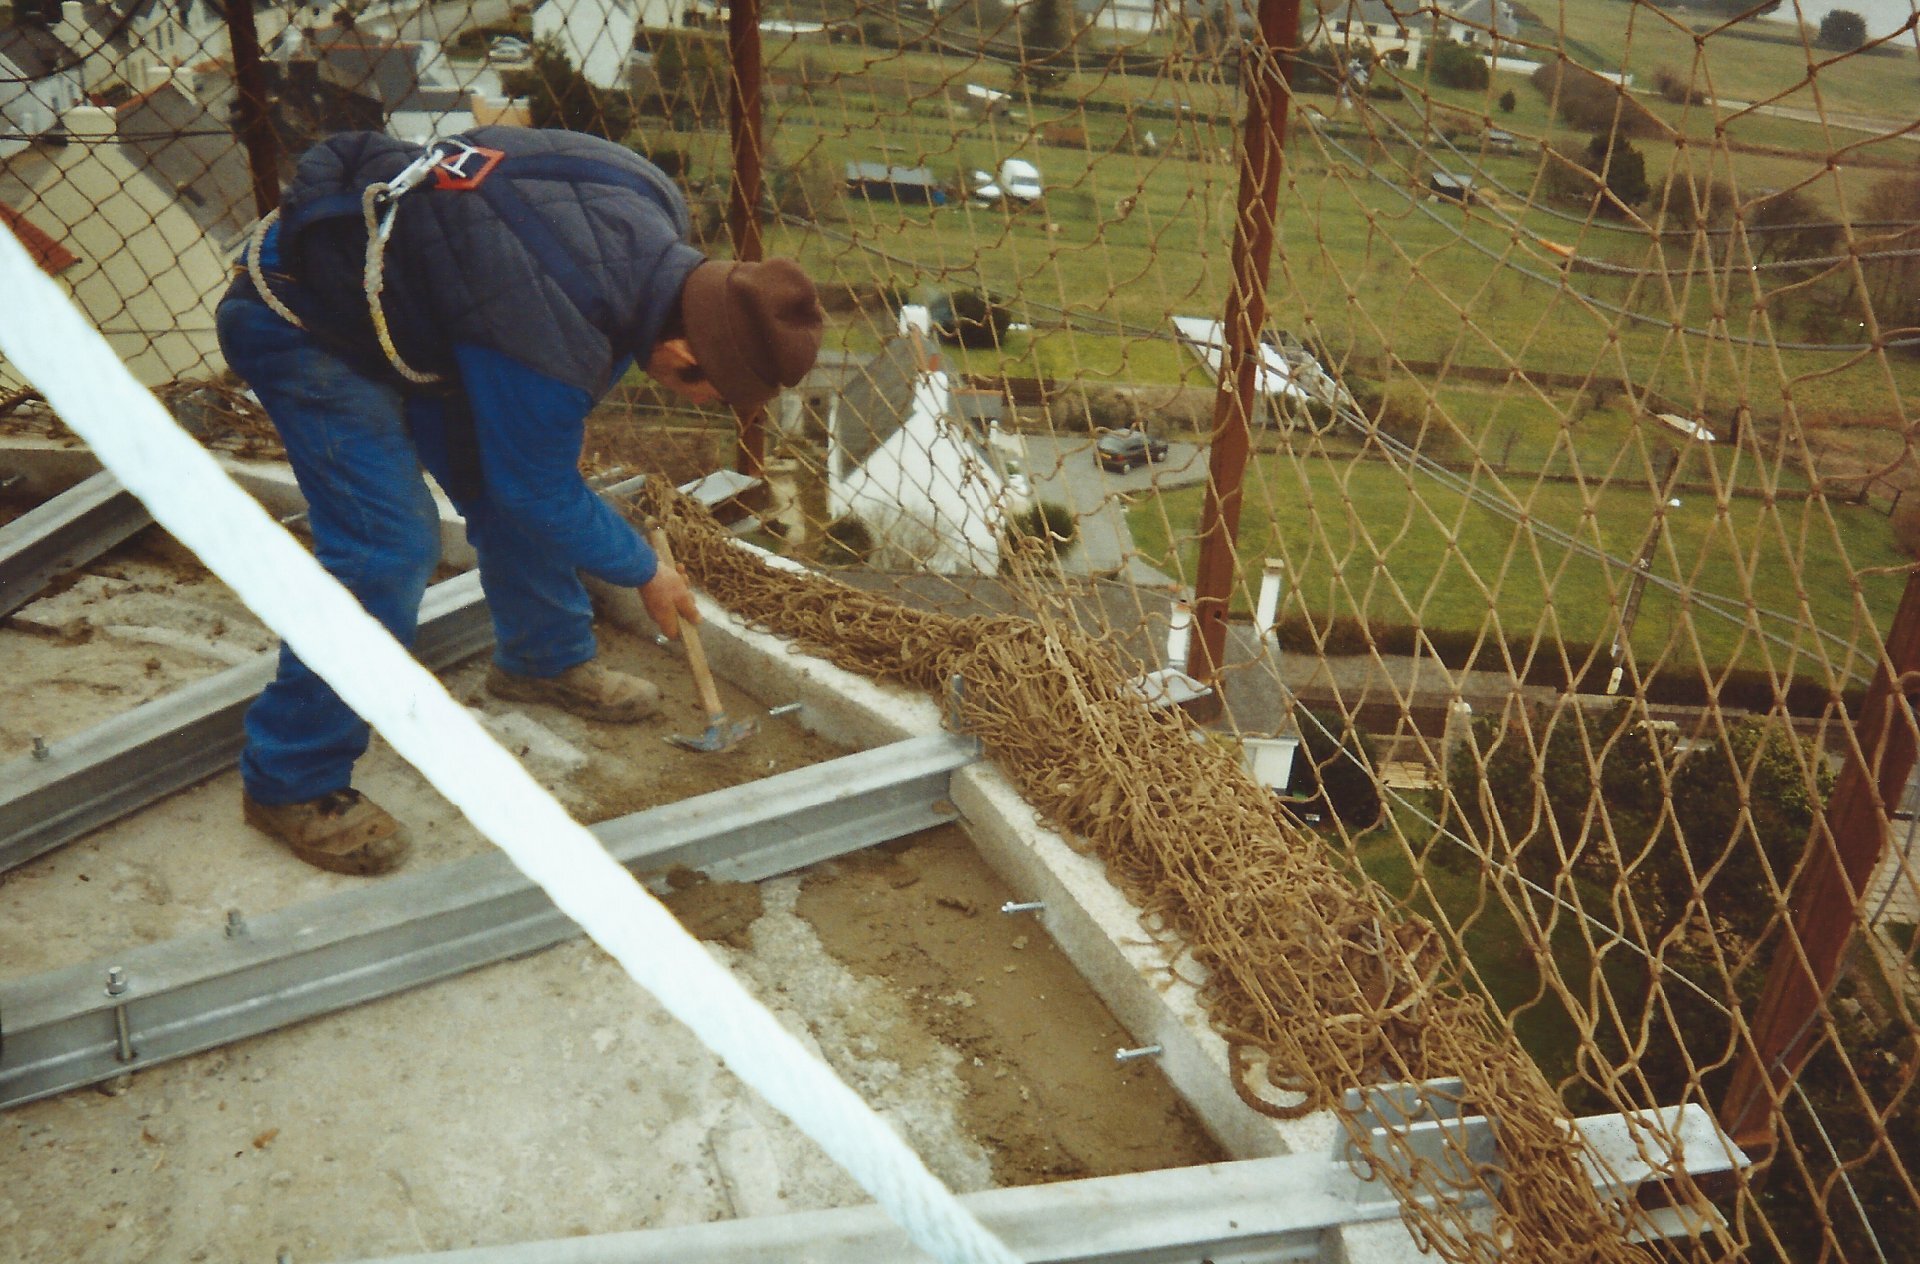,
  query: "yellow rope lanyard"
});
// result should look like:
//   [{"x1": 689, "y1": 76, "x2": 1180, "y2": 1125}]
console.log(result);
[{"x1": 244, "y1": 150, "x2": 453, "y2": 388}]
